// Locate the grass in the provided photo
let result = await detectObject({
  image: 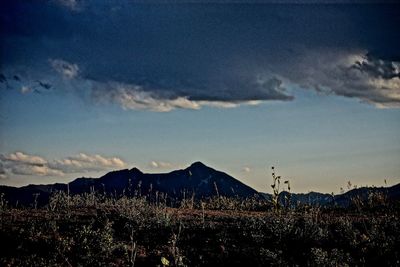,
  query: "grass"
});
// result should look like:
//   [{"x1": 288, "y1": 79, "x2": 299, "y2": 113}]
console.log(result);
[{"x1": 0, "y1": 189, "x2": 399, "y2": 267}]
